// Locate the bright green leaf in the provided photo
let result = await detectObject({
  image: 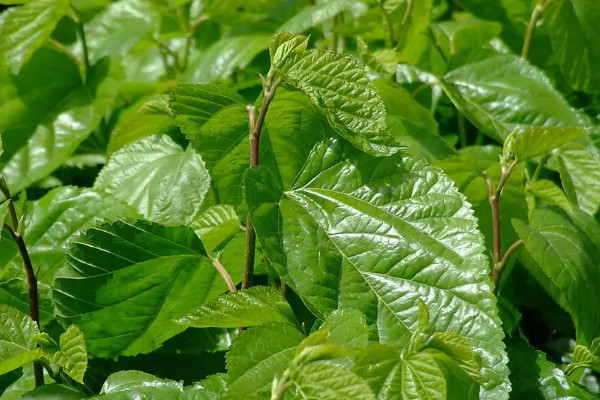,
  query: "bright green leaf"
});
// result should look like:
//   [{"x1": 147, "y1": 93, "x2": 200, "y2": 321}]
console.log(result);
[
  {"x1": 276, "y1": 49, "x2": 397, "y2": 156},
  {"x1": 269, "y1": 32, "x2": 309, "y2": 68},
  {"x1": 95, "y1": 135, "x2": 210, "y2": 226},
  {"x1": 0, "y1": 305, "x2": 41, "y2": 376},
  {"x1": 178, "y1": 286, "x2": 298, "y2": 328},
  {"x1": 291, "y1": 362, "x2": 376, "y2": 400},
  {"x1": 54, "y1": 325, "x2": 87, "y2": 384},
  {"x1": 504, "y1": 126, "x2": 587, "y2": 161},
  {"x1": 245, "y1": 139, "x2": 509, "y2": 399},
  {"x1": 401, "y1": 352, "x2": 446, "y2": 400}
]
